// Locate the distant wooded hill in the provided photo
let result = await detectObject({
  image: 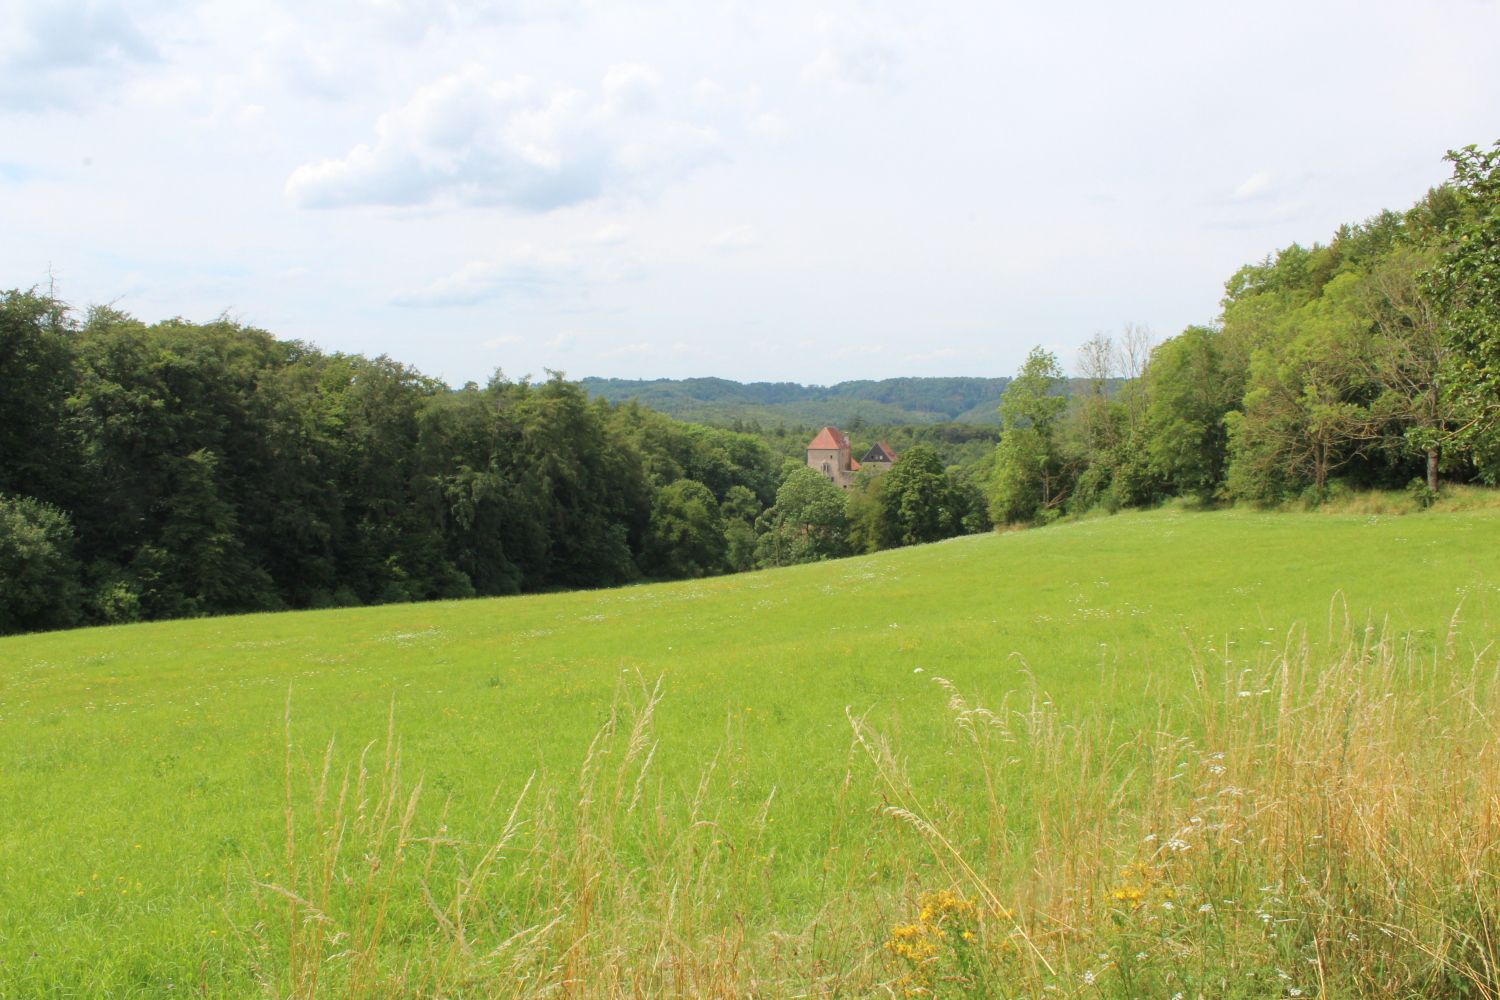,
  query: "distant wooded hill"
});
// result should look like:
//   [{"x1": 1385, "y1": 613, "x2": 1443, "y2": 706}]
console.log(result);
[{"x1": 579, "y1": 376, "x2": 1014, "y2": 427}]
